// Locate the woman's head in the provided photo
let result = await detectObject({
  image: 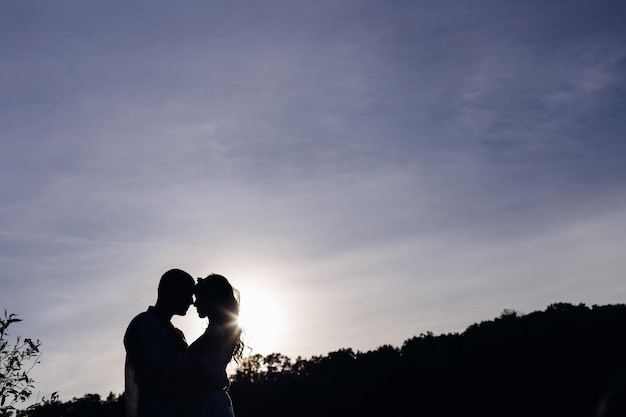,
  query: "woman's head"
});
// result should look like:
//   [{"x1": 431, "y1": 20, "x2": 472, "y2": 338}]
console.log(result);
[
  {"x1": 194, "y1": 273, "x2": 246, "y2": 363},
  {"x1": 194, "y1": 273, "x2": 240, "y2": 325}
]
